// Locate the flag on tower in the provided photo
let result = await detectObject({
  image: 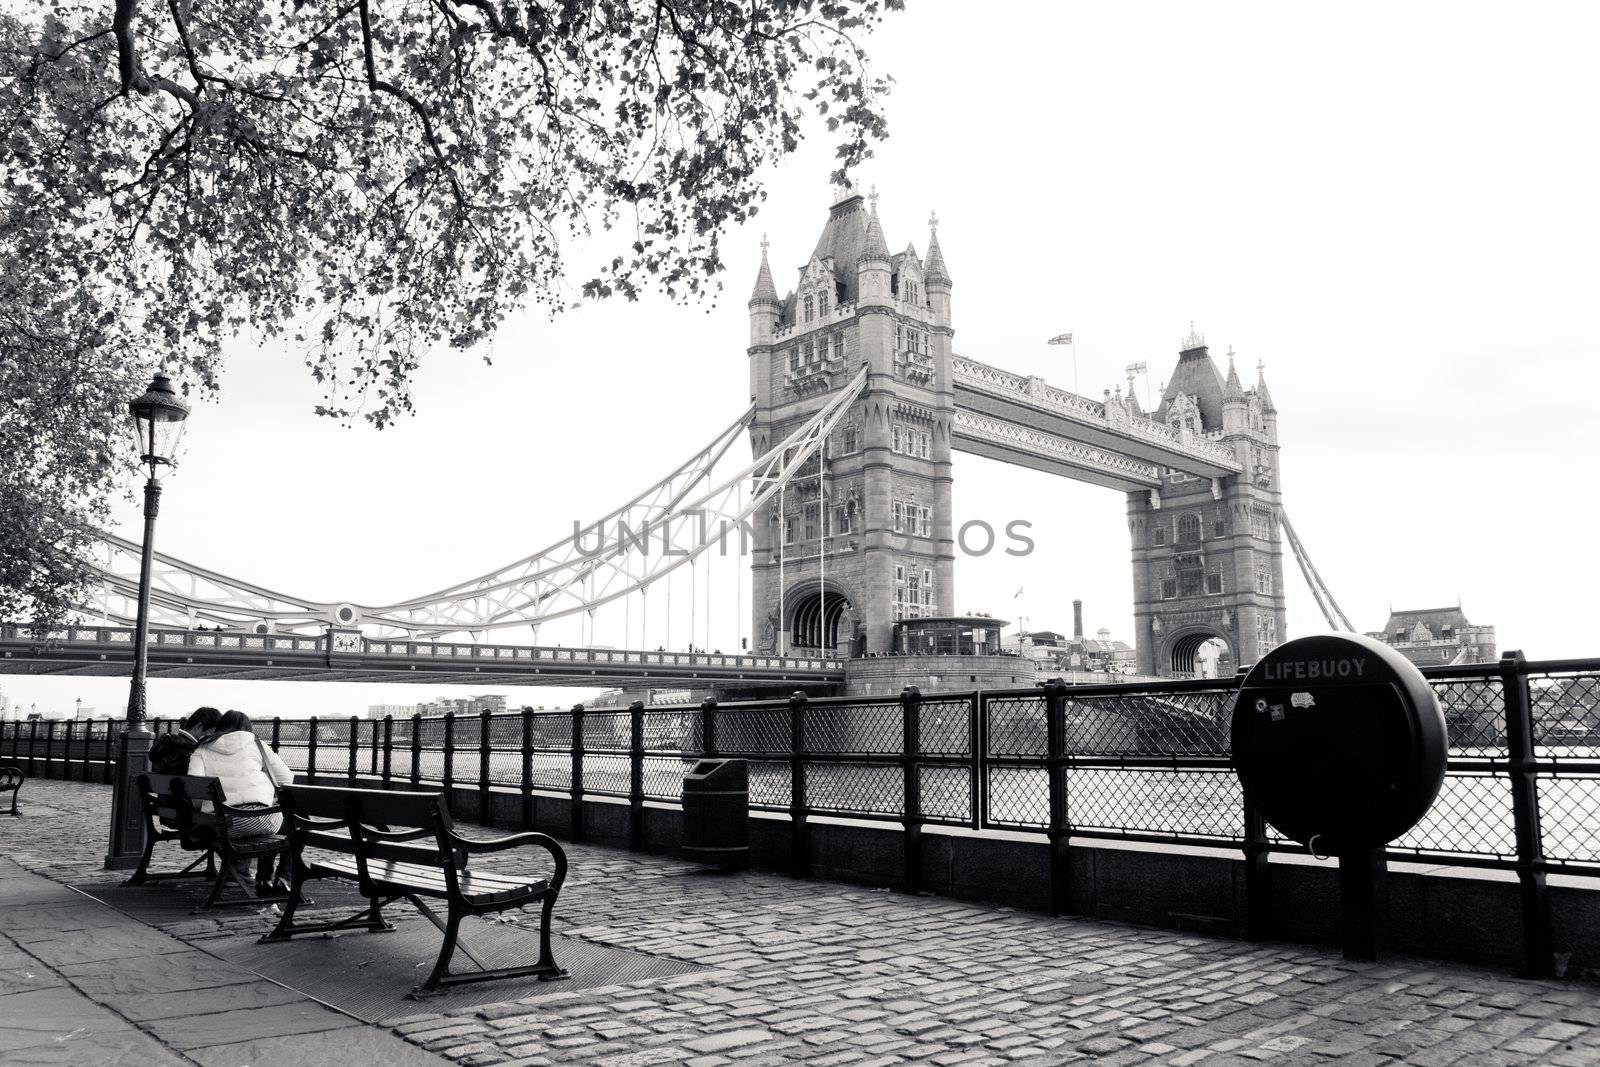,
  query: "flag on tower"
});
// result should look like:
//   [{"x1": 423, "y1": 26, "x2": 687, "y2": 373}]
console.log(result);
[
  {"x1": 1048, "y1": 333, "x2": 1073, "y2": 346},
  {"x1": 1014, "y1": 587, "x2": 1024, "y2": 599}
]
